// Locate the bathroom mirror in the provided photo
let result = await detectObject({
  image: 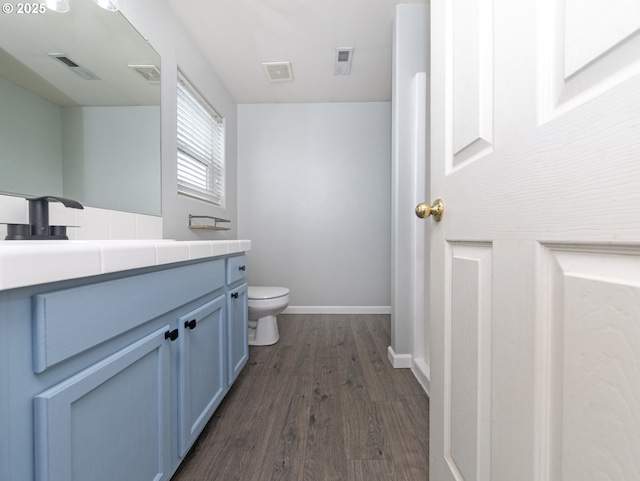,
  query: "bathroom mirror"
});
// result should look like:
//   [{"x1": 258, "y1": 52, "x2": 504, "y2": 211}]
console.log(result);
[{"x1": 0, "y1": 2, "x2": 161, "y2": 215}]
